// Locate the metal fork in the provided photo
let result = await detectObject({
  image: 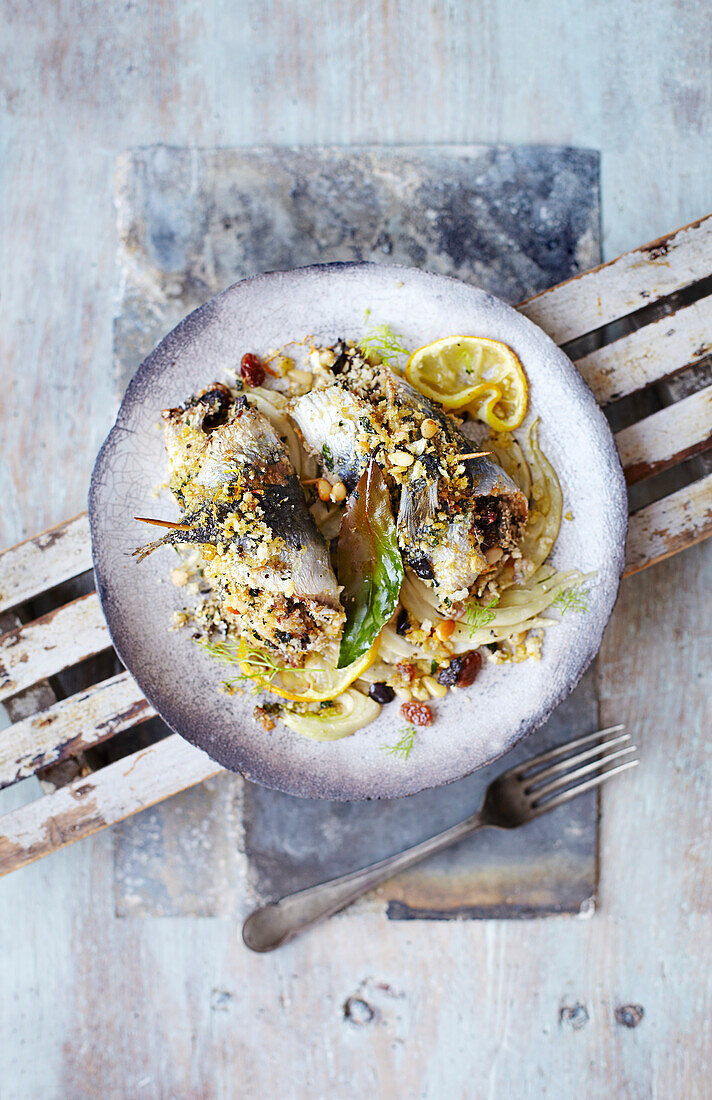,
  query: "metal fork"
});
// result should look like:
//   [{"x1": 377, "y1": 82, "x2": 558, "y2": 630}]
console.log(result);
[{"x1": 242, "y1": 725, "x2": 638, "y2": 951}]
